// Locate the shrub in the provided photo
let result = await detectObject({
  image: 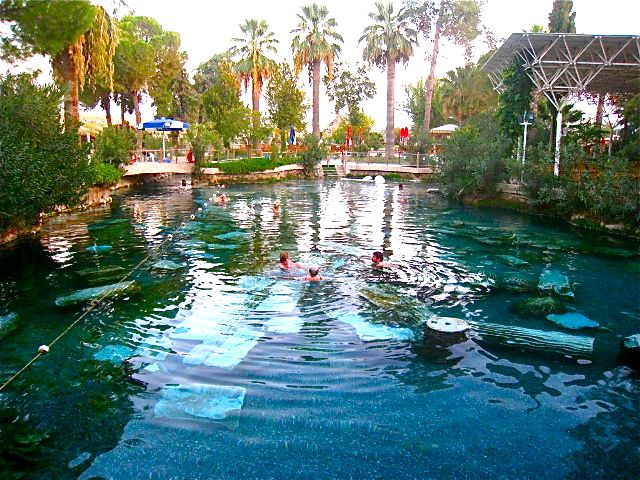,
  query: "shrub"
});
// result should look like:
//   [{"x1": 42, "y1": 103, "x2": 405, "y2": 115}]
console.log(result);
[
  {"x1": 91, "y1": 162, "x2": 122, "y2": 186},
  {"x1": 299, "y1": 134, "x2": 327, "y2": 175},
  {"x1": 440, "y1": 113, "x2": 512, "y2": 199},
  {"x1": 93, "y1": 126, "x2": 136, "y2": 166},
  {"x1": 204, "y1": 156, "x2": 299, "y2": 174},
  {"x1": 0, "y1": 74, "x2": 94, "y2": 230}
]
